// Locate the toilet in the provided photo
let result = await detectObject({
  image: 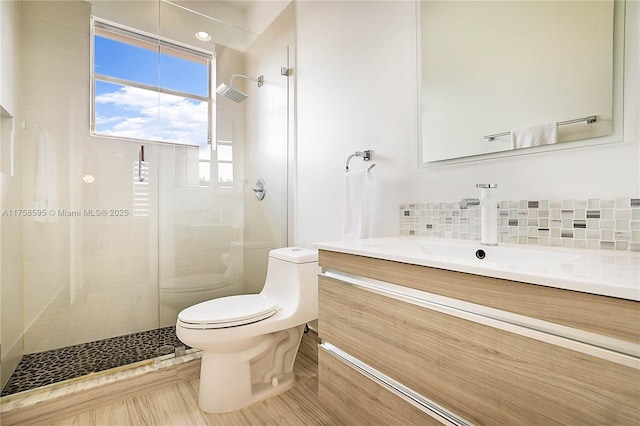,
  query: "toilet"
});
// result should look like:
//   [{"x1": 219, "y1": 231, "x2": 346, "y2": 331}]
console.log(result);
[{"x1": 176, "y1": 247, "x2": 319, "y2": 413}]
